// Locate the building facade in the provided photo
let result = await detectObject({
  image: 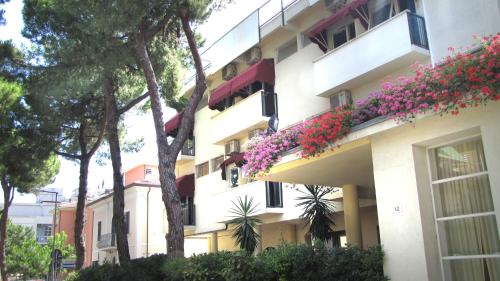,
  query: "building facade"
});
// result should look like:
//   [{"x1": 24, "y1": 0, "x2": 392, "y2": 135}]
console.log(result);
[
  {"x1": 88, "y1": 164, "x2": 204, "y2": 265},
  {"x1": 165, "y1": 0, "x2": 500, "y2": 281}
]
